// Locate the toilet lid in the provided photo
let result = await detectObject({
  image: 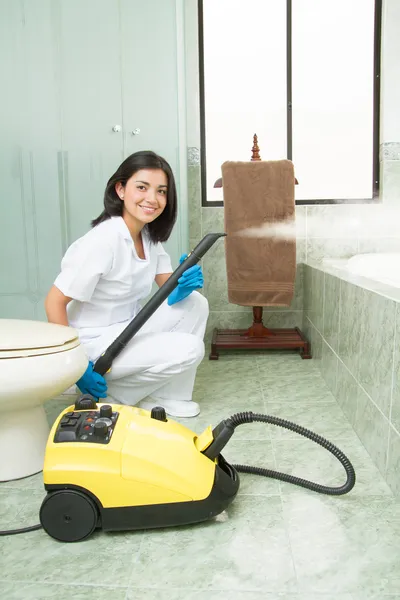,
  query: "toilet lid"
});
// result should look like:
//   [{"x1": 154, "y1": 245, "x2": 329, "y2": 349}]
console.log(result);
[{"x1": 0, "y1": 319, "x2": 80, "y2": 358}]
